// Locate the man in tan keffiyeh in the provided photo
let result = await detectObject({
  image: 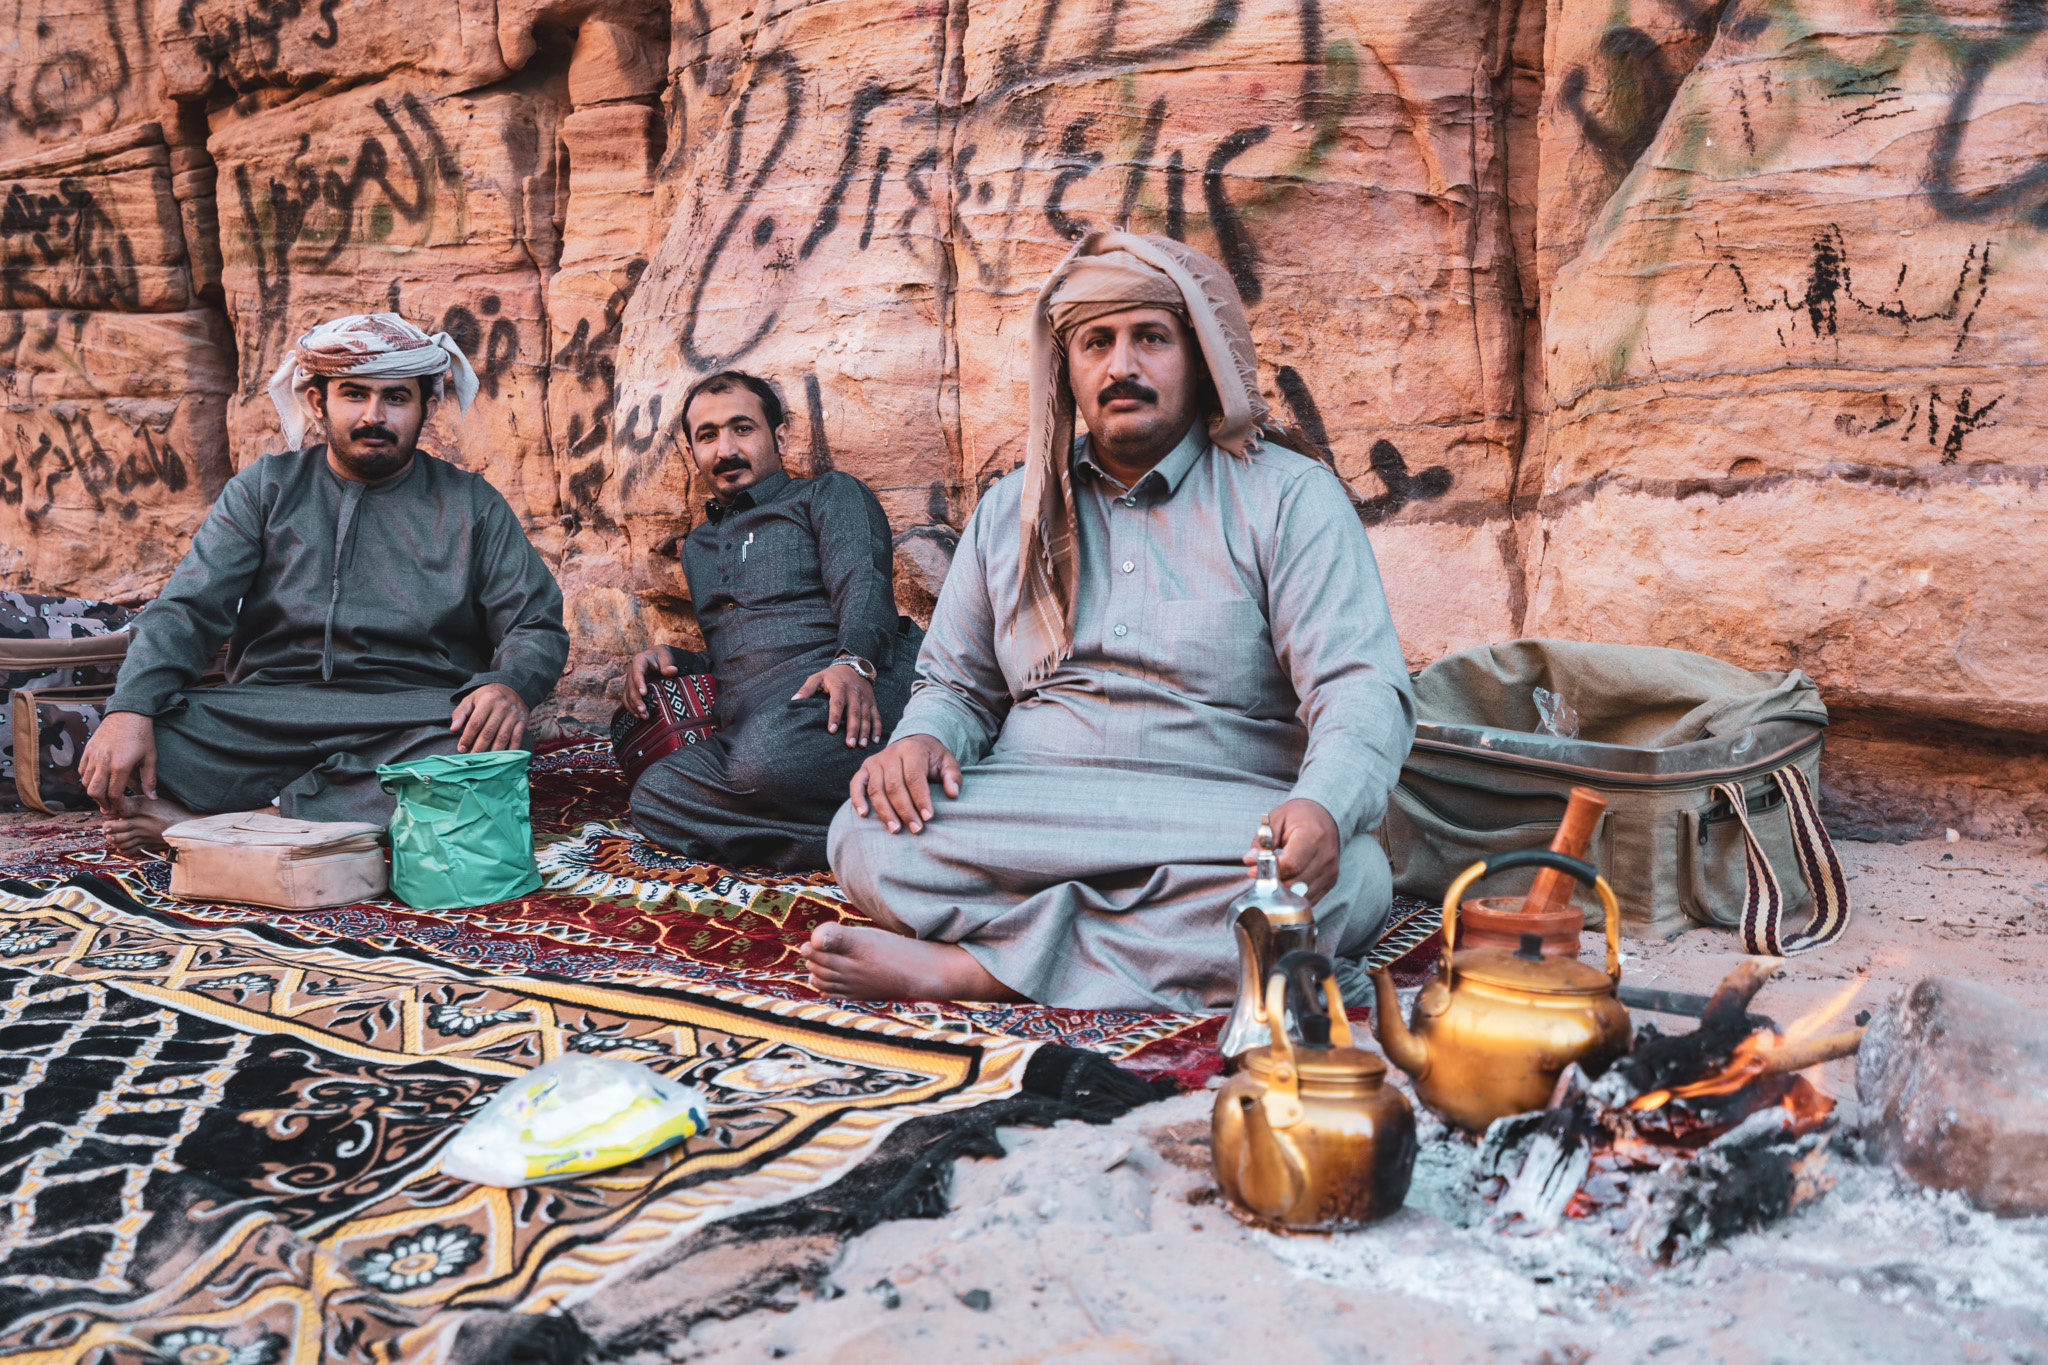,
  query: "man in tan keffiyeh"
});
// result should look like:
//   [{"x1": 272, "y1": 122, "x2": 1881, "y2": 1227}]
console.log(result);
[{"x1": 811, "y1": 232, "x2": 1416, "y2": 1014}]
